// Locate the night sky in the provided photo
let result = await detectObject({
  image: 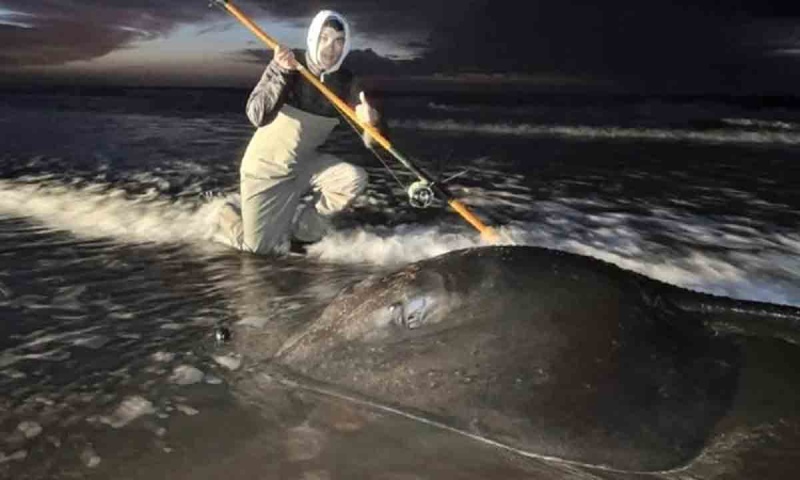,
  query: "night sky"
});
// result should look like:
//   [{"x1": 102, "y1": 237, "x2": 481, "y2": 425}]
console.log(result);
[{"x1": 0, "y1": 0, "x2": 799, "y2": 94}]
